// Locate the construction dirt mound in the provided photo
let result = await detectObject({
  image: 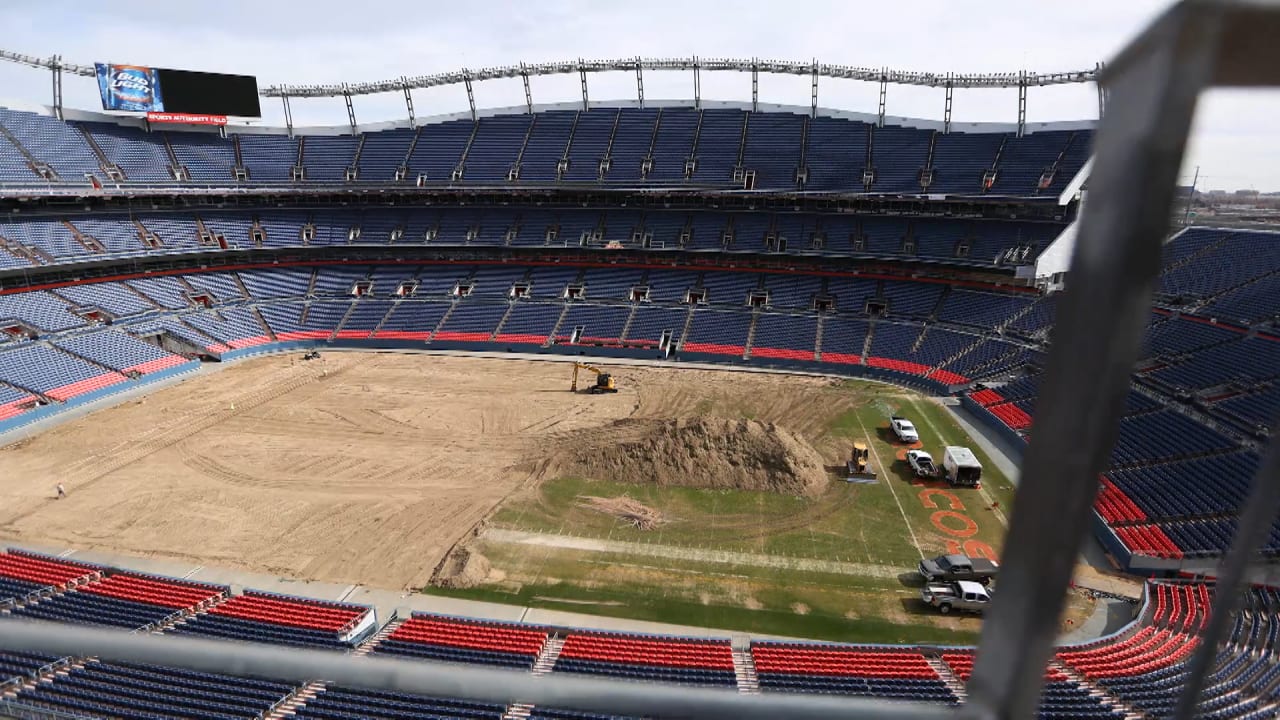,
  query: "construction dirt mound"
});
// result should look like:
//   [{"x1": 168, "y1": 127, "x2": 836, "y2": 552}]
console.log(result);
[{"x1": 554, "y1": 417, "x2": 830, "y2": 497}]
